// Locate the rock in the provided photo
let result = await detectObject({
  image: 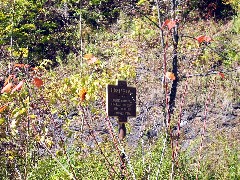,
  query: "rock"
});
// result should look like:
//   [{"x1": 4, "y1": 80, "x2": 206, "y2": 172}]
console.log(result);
[
  {"x1": 232, "y1": 103, "x2": 240, "y2": 109},
  {"x1": 180, "y1": 120, "x2": 187, "y2": 127},
  {"x1": 146, "y1": 129, "x2": 158, "y2": 139},
  {"x1": 67, "y1": 110, "x2": 79, "y2": 119}
]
